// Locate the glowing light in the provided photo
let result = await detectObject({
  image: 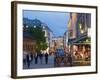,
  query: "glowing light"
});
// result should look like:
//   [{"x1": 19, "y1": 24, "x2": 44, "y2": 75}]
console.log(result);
[
  {"x1": 80, "y1": 29, "x2": 84, "y2": 34},
  {"x1": 34, "y1": 25, "x2": 36, "y2": 28},
  {"x1": 79, "y1": 24, "x2": 82, "y2": 29},
  {"x1": 86, "y1": 39, "x2": 89, "y2": 42}
]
